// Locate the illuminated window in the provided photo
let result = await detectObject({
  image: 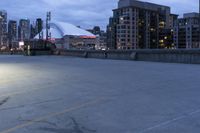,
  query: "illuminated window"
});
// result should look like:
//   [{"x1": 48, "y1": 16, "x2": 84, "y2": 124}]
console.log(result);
[{"x1": 159, "y1": 40, "x2": 164, "y2": 43}]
